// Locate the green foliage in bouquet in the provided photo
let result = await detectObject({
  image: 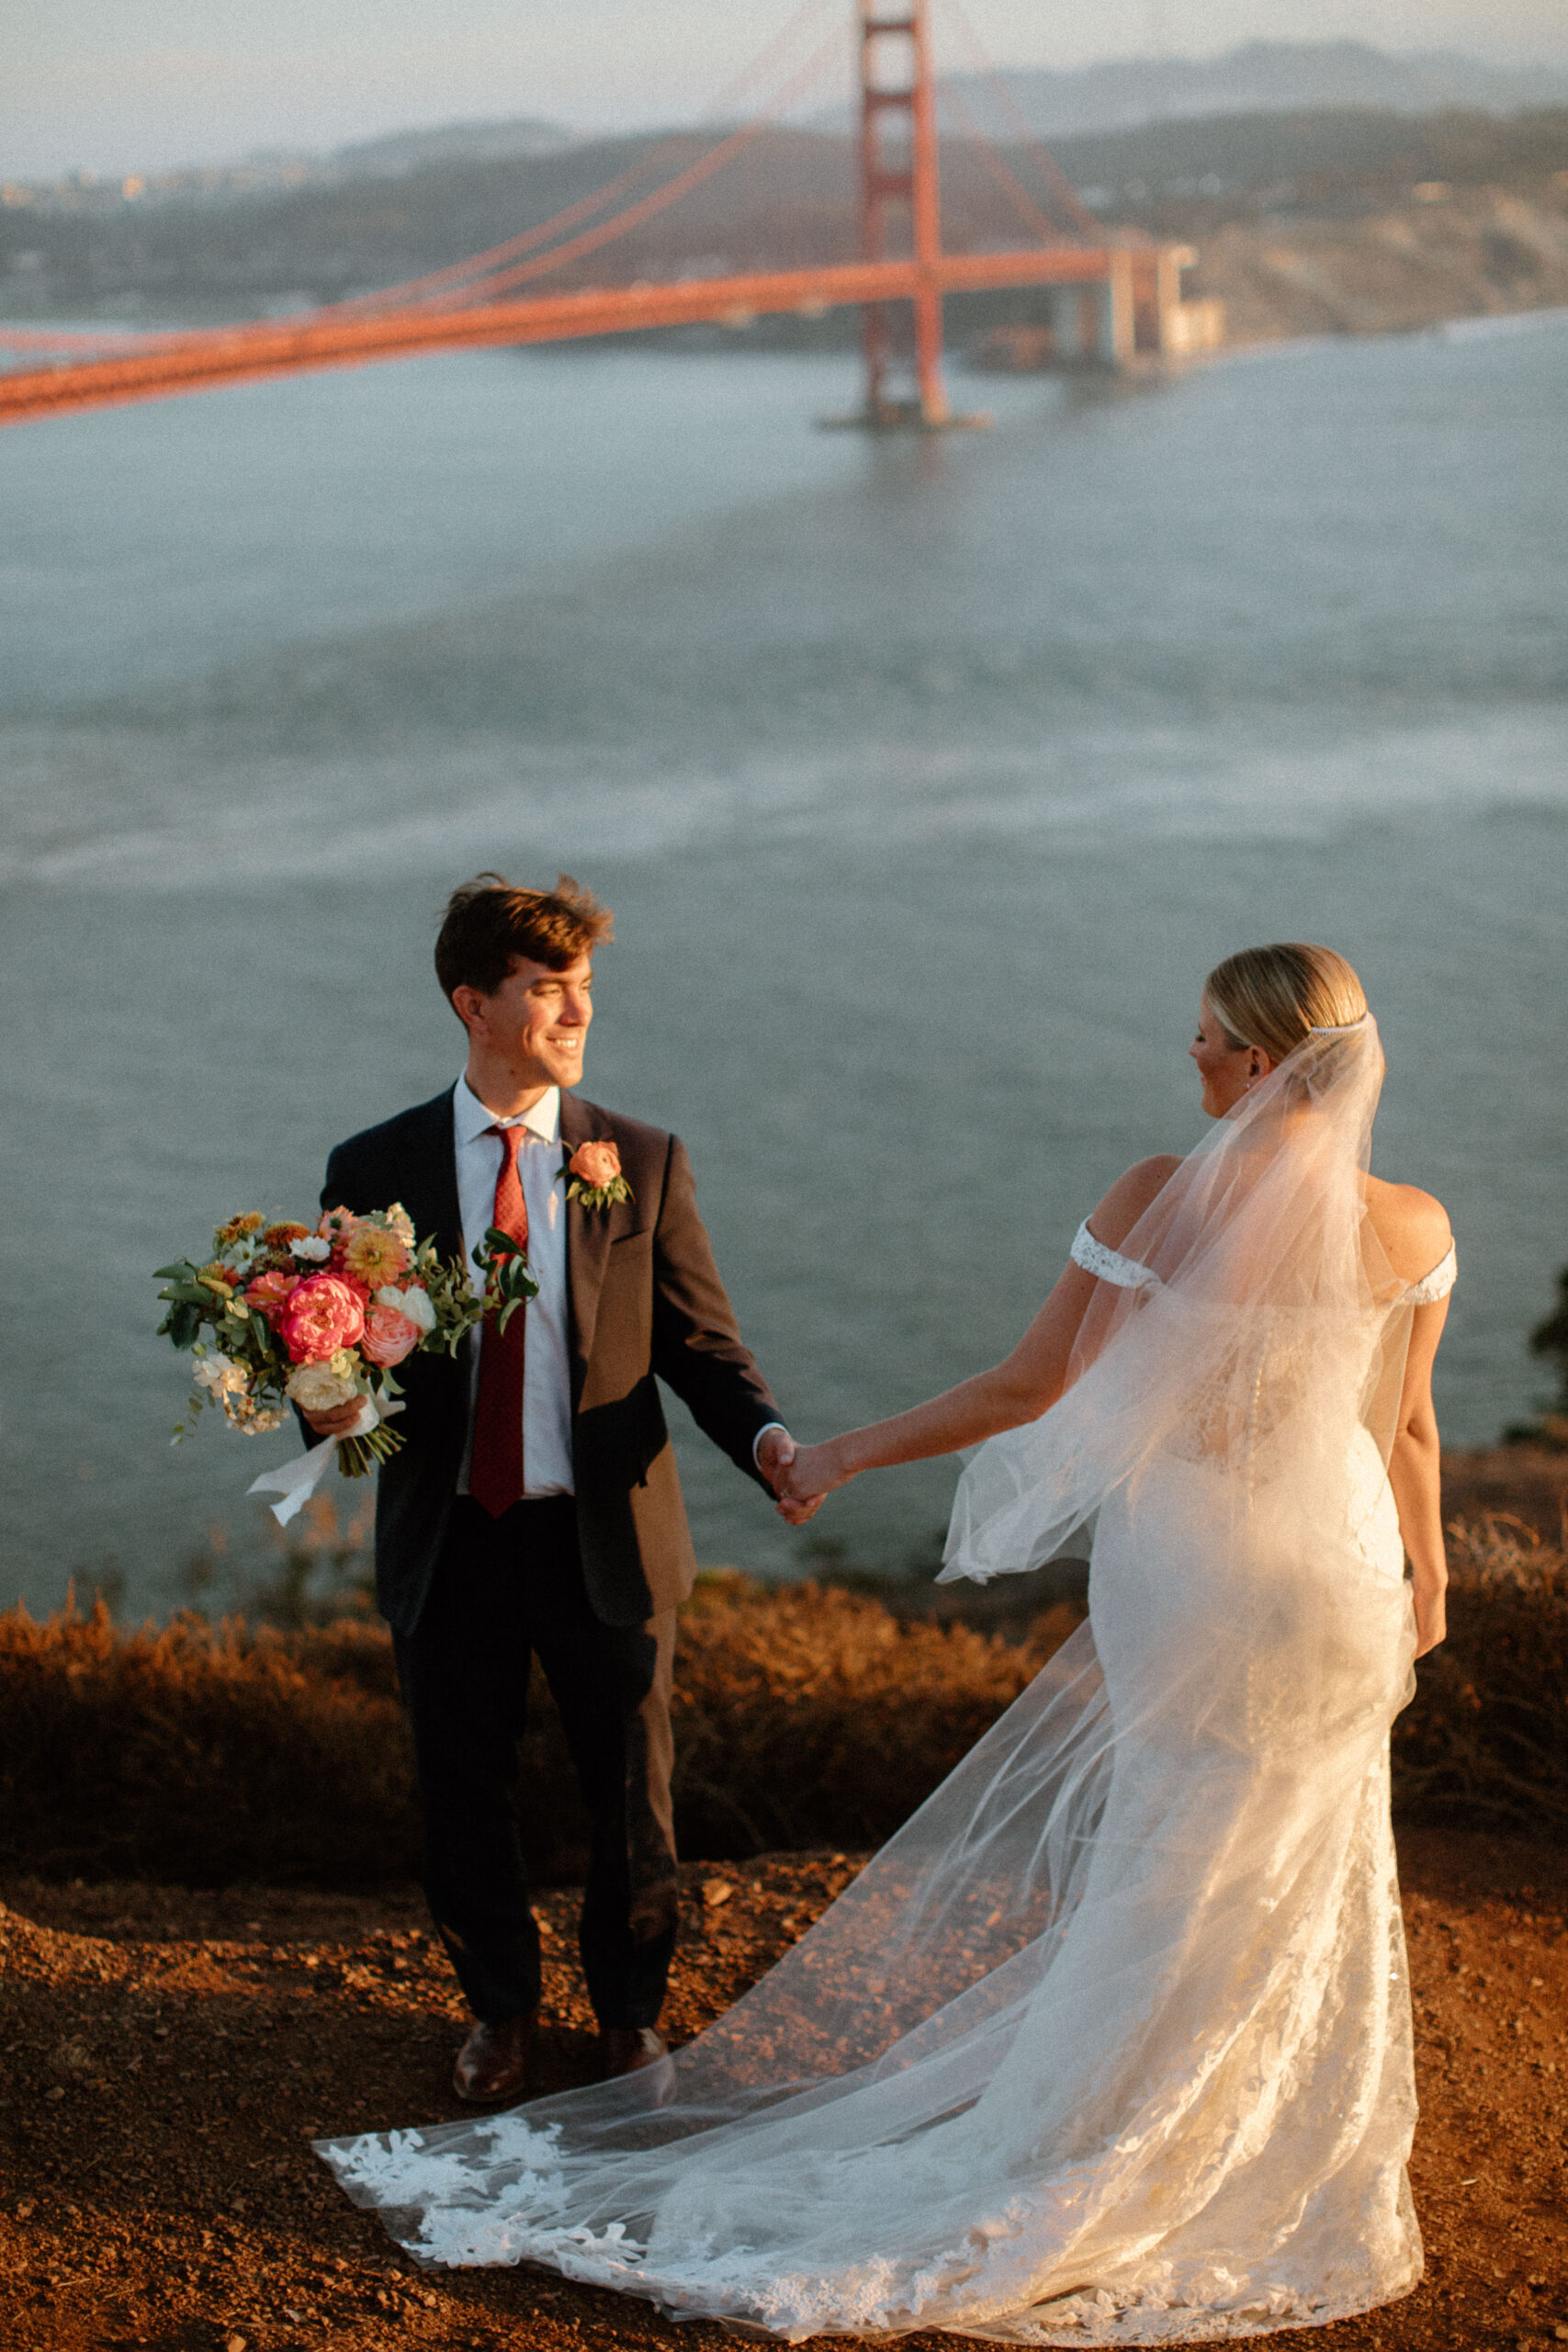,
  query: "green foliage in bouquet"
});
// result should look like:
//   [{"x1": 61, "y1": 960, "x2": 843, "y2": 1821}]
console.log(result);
[{"x1": 155, "y1": 1205, "x2": 537, "y2": 1478}]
